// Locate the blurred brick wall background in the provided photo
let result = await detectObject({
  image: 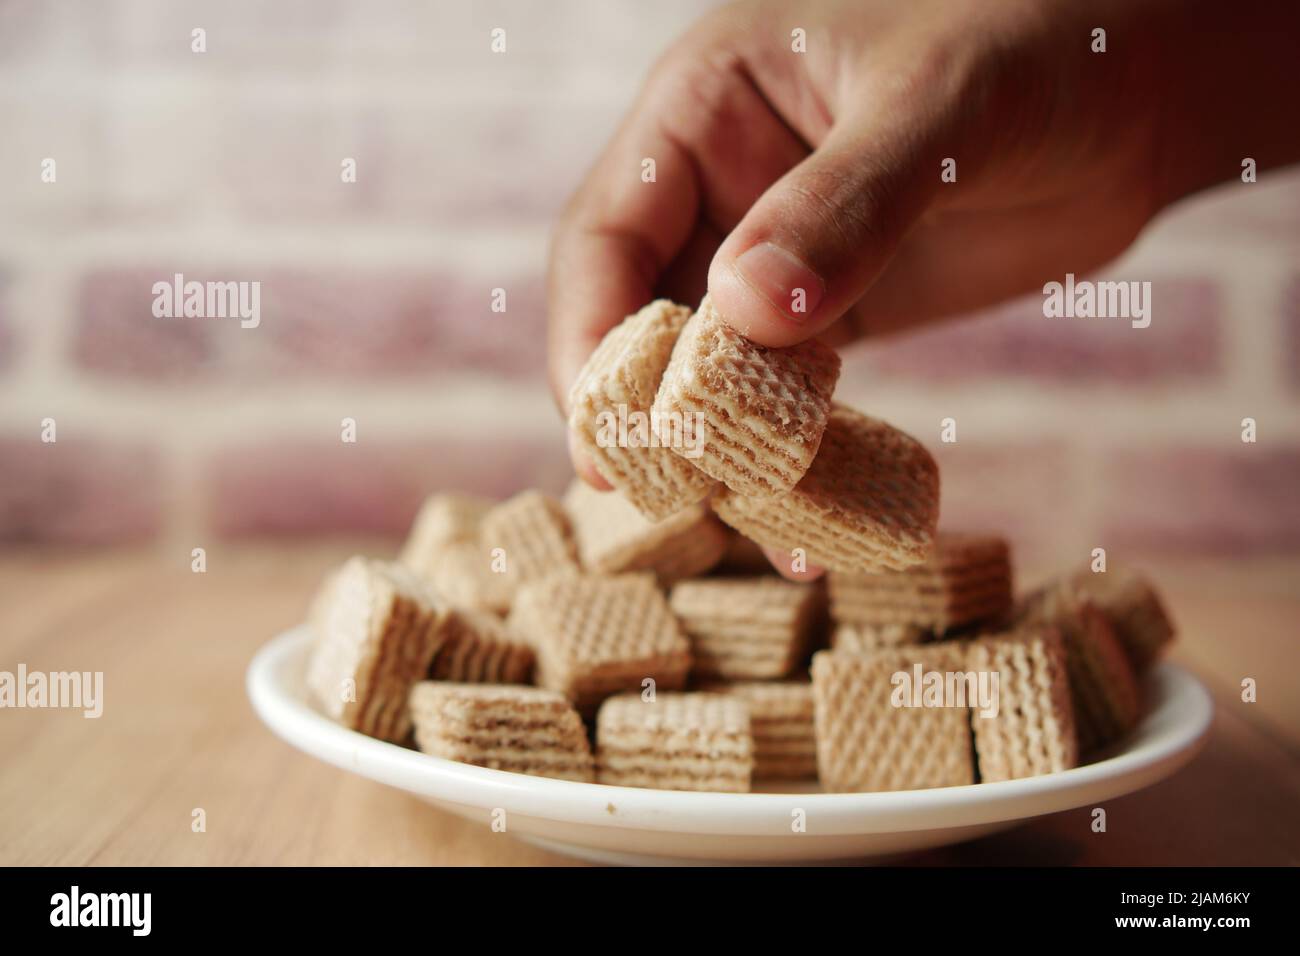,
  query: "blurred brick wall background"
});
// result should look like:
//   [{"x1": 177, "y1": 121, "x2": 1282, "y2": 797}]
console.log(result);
[{"x1": 1, "y1": 0, "x2": 1298, "y2": 569}]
